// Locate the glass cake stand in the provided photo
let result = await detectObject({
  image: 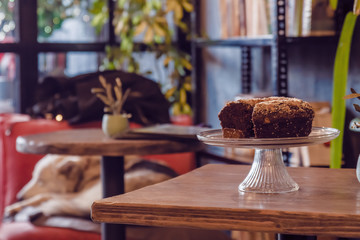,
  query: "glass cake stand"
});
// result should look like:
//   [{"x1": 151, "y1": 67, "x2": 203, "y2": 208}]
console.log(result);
[{"x1": 197, "y1": 127, "x2": 340, "y2": 193}]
